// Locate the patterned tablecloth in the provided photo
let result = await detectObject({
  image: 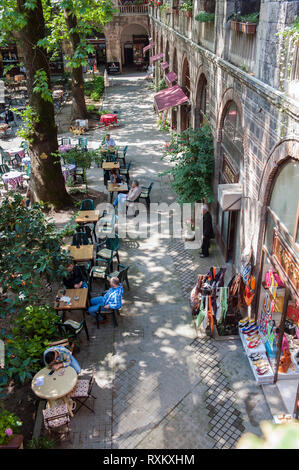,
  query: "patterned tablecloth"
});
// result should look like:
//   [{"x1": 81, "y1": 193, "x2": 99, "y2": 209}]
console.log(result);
[
  {"x1": 8, "y1": 148, "x2": 25, "y2": 158},
  {"x1": 2, "y1": 171, "x2": 24, "y2": 189},
  {"x1": 100, "y1": 114, "x2": 118, "y2": 126},
  {"x1": 59, "y1": 144, "x2": 74, "y2": 153},
  {"x1": 62, "y1": 164, "x2": 76, "y2": 182}
]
